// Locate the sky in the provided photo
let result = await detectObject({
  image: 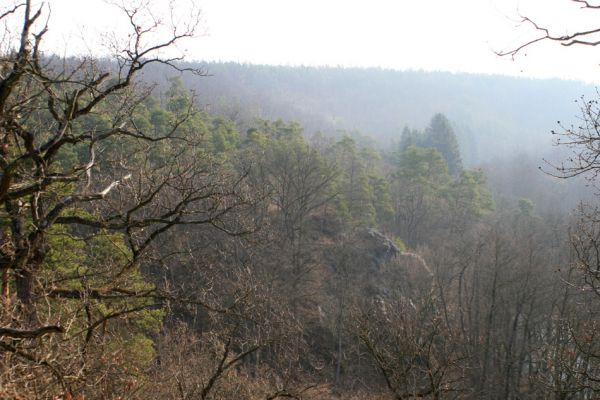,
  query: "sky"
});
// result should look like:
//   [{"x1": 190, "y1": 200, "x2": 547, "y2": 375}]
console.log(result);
[{"x1": 18, "y1": 0, "x2": 600, "y2": 83}]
